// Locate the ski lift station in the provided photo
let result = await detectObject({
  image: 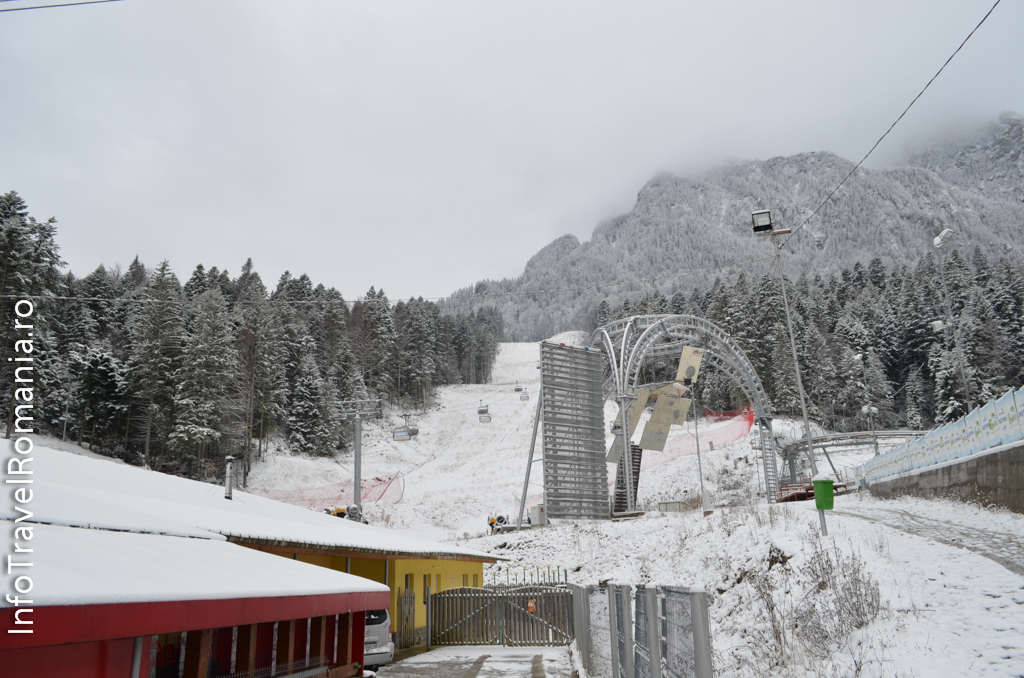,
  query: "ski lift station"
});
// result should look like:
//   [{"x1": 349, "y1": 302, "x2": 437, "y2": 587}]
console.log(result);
[{"x1": 0, "y1": 446, "x2": 499, "y2": 678}]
